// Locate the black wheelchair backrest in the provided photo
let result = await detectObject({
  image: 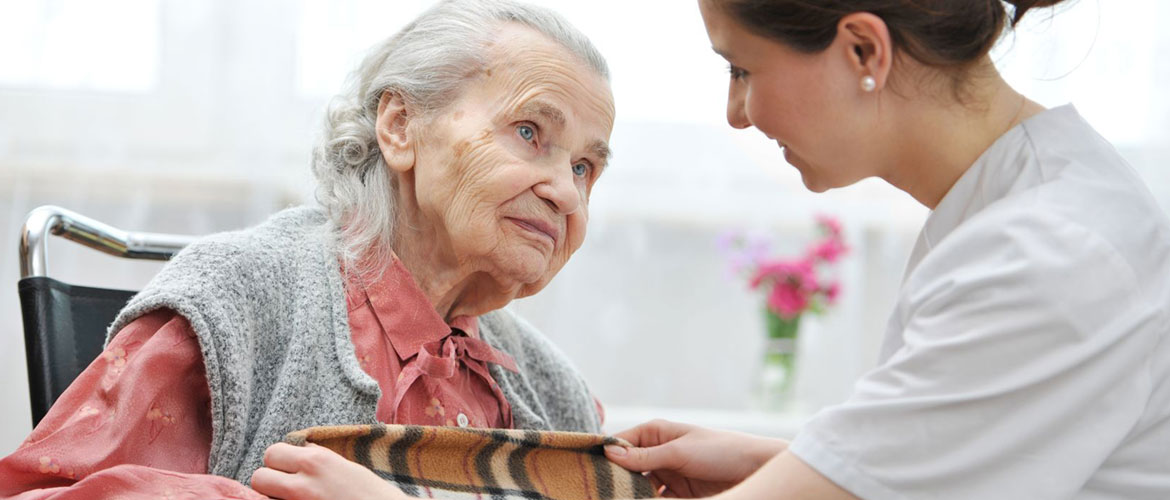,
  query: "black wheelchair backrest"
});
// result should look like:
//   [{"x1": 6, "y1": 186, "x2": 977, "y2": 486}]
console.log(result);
[
  {"x1": 17, "y1": 206, "x2": 194, "y2": 427},
  {"x1": 19, "y1": 277, "x2": 136, "y2": 426}
]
